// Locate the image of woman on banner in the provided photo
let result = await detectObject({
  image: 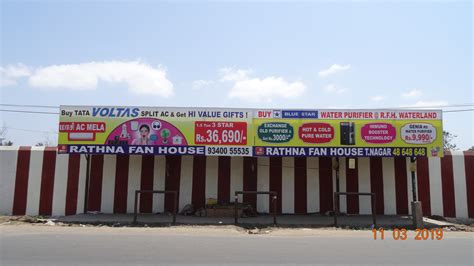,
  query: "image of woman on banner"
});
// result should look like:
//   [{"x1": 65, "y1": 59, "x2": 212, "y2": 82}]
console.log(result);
[{"x1": 132, "y1": 124, "x2": 153, "y2": 145}]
